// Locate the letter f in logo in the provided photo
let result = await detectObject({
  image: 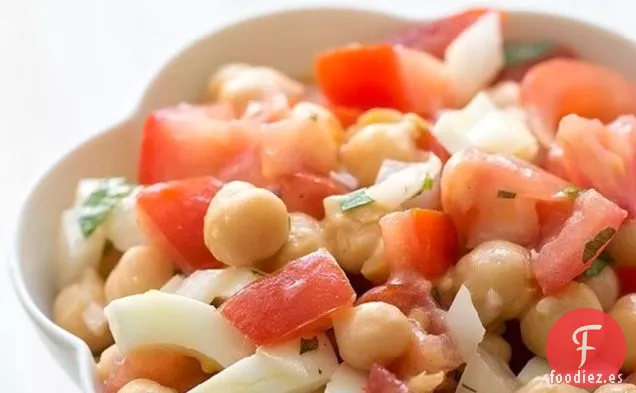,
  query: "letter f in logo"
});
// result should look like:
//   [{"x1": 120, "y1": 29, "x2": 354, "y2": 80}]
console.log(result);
[{"x1": 572, "y1": 324, "x2": 603, "y2": 368}]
